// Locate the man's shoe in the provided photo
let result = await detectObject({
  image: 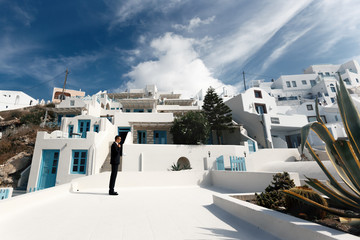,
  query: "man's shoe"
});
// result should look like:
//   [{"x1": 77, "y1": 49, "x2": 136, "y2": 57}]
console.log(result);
[{"x1": 109, "y1": 192, "x2": 118, "y2": 196}]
